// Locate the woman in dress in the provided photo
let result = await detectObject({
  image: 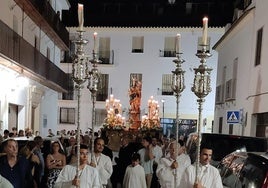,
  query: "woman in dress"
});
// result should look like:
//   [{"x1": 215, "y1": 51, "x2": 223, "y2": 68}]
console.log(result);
[{"x1": 46, "y1": 141, "x2": 66, "y2": 188}]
